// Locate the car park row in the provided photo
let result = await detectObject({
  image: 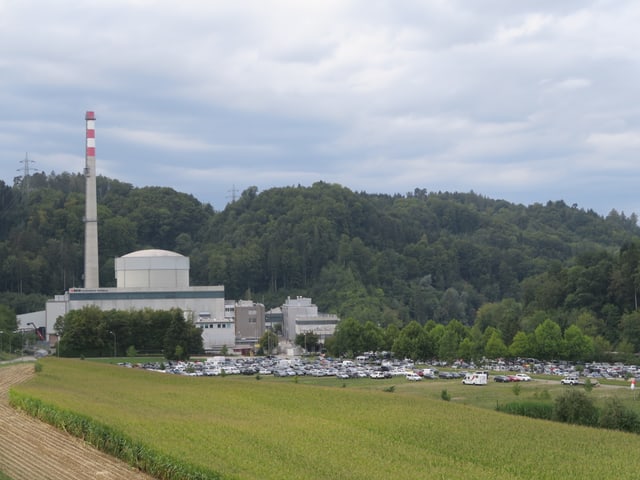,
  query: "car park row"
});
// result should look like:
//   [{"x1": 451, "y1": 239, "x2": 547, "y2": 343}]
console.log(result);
[{"x1": 123, "y1": 356, "x2": 636, "y2": 386}]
